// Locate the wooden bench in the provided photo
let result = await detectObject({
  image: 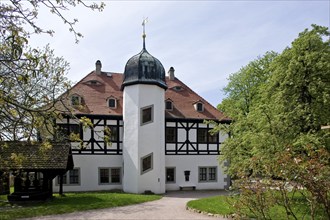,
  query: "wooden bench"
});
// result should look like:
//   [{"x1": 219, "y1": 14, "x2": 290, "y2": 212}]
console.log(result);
[{"x1": 179, "y1": 185, "x2": 196, "y2": 191}]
